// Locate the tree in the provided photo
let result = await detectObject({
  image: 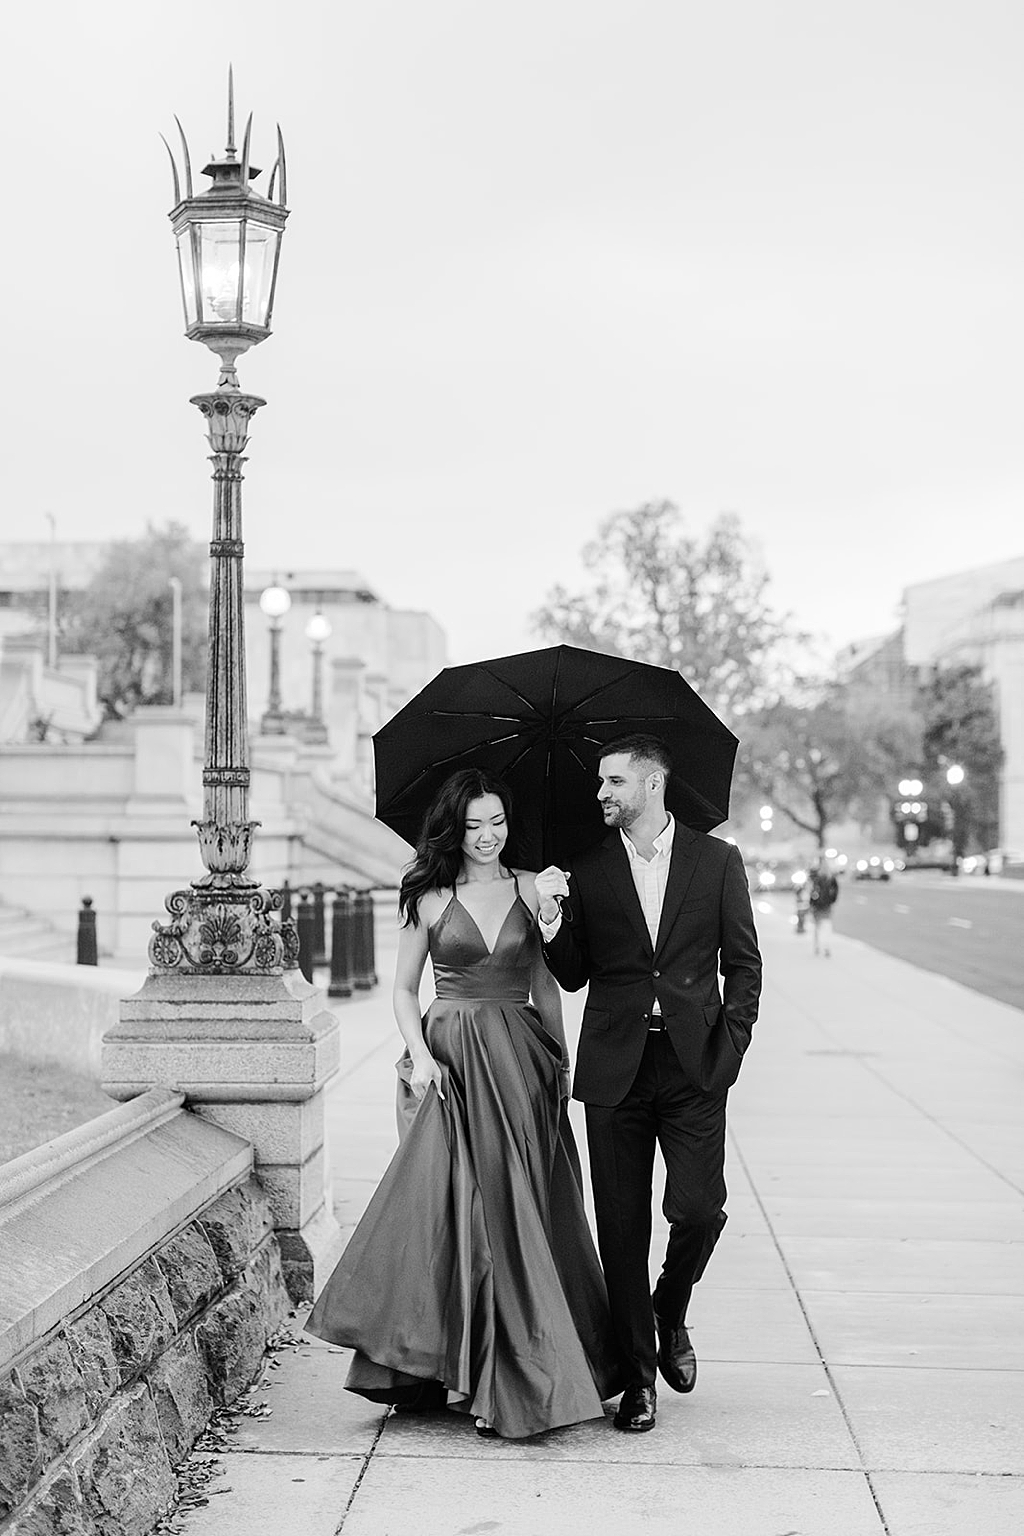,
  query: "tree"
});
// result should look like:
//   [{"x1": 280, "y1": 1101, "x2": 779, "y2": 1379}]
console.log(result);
[
  {"x1": 533, "y1": 501, "x2": 798, "y2": 722},
  {"x1": 741, "y1": 686, "x2": 921, "y2": 848},
  {"x1": 920, "y1": 664, "x2": 1002, "y2": 855},
  {"x1": 64, "y1": 522, "x2": 207, "y2": 719}
]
